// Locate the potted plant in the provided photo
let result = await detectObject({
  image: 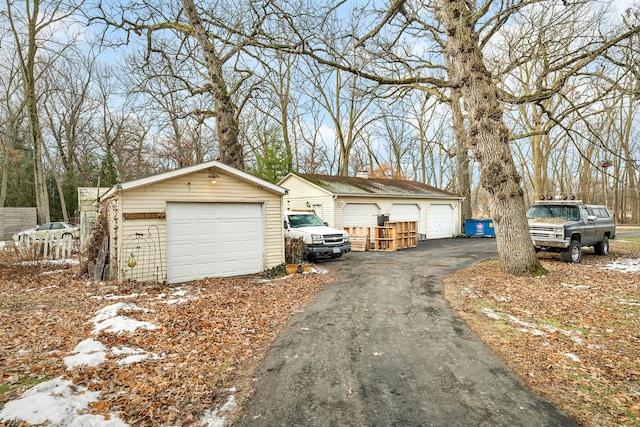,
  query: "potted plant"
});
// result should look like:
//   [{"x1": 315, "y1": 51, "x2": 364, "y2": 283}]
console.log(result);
[{"x1": 285, "y1": 238, "x2": 306, "y2": 274}]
